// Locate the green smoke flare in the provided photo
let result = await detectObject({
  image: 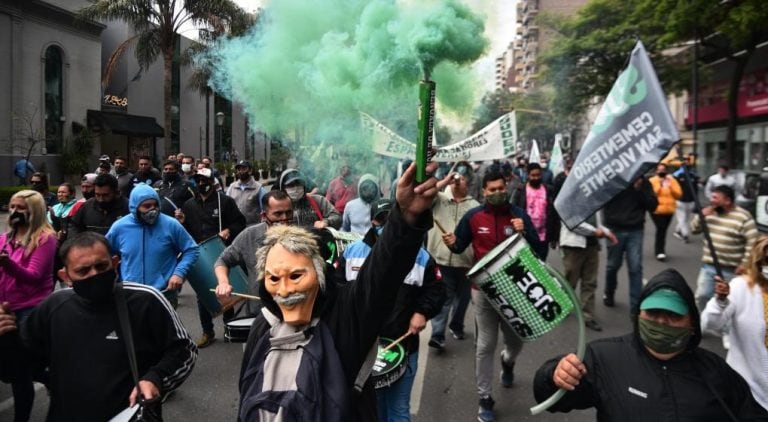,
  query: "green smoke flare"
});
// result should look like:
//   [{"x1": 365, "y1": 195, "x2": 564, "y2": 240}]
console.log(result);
[{"x1": 203, "y1": 0, "x2": 488, "y2": 147}]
